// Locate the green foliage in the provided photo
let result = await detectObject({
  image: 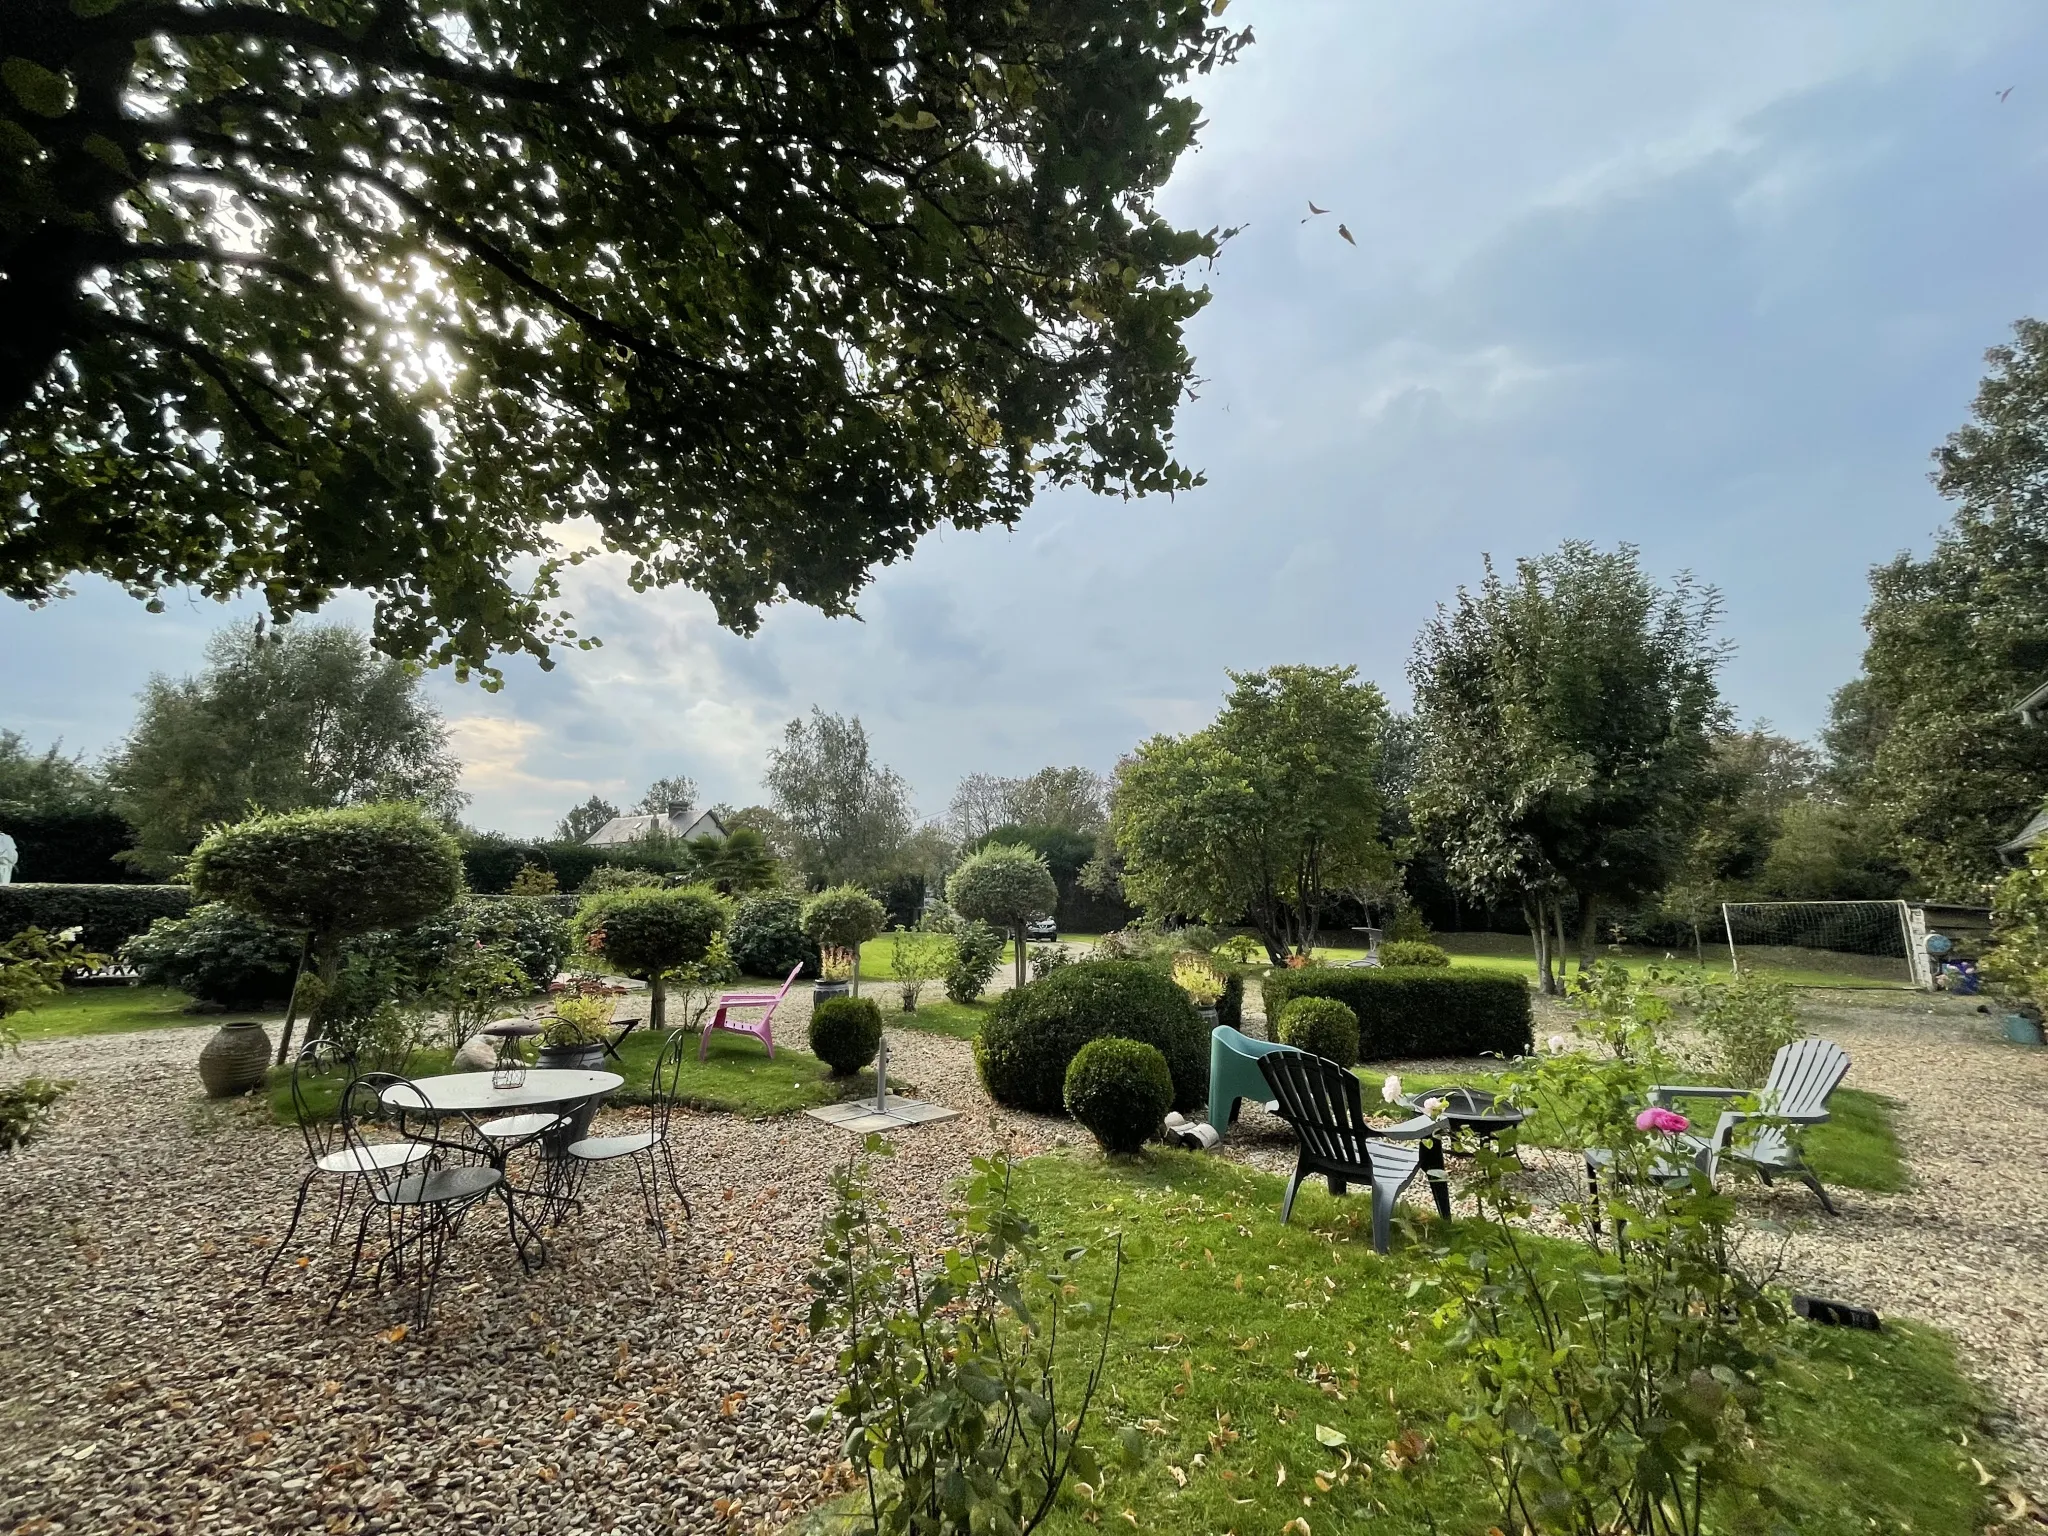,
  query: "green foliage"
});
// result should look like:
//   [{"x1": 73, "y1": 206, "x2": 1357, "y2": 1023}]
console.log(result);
[
  {"x1": 1276, "y1": 996, "x2": 1361, "y2": 1067},
  {"x1": 461, "y1": 835, "x2": 690, "y2": 894},
  {"x1": 554, "y1": 795, "x2": 620, "y2": 844},
  {"x1": 728, "y1": 892, "x2": 818, "y2": 980},
  {"x1": 1387, "y1": 906, "x2": 1433, "y2": 943},
  {"x1": 948, "y1": 843, "x2": 1059, "y2": 987},
  {"x1": 810, "y1": 996, "x2": 885, "y2": 1077},
  {"x1": 581, "y1": 864, "x2": 667, "y2": 894},
  {"x1": 889, "y1": 926, "x2": 953, "y2": 1012},
  {"x1": 687, "y1": 826, "x2": 779, "y2": 895},
  {"x1": 1986, "y1": 841, "x2": 2048, "y2": 1003},
  {"x1": 1377, "y1": 940, "x2": 1450, "y2": 968},
  {"x1": 944, "y1": 920, "x2": 1005, "y2": 1004},
  {"x1": 0, "y1": 729, "x2": 112, "y2": 815},
  {"x1": 105, "y1": 625, "x2": 463, "y2": 874},
  {"x1": 190, "y1": 802, "x2": 463, "y2": 943},
  {"x1": 0, "y1": 927, "x2": 102, "y2": 1028},
  {"x1": 0, "y1": 1079, "x2": 71, "y2": 1154},
  {"x1": 313, "y1": 950, "x2": 435, "y2": 1070},
  {"x1": 427, "y1": 943, "x2": 531, "y2": 1052},
  {"x1": 977, "y1": 960, "x2": 1206, "y2": 1115},
  {"x1": 1428, "y1": 1049, "x2": 1788, "y2": 1536},
  {"x1": 1684, "y1": 969, "x2": 1801, "y2": 1088},
  {"x1": 1846, "y1": 318, "x2": 2048, "y2": 897},
  {"x1": 0, "y1": 882, "x2": 193, "y2": 954},
  {"x1": 802, "y1": 885, "x2": 890, "y2": 952},
  {"x1": 1260, "y1": 968, "x2": 1533, "y2": 1061},
  {"x1": 452, "y1": 896, "x2": 570, "y2": 990},
  {"x1": 1409, "y1": 543, "x2": 1727, "y2": 992},
  {"x1": 120, "y1": 902, "x2": 301, "y2": 1008},
  {"x1": 1113, "y1": 665, "x2": 1393, "y2": 963},
  {"x1": 769, "y1": 712, "x2": 914, "y2": 888},
  {"x1": 667, "y1": 933, "x2": 742, "y2": 1033},
  {"x1": 1027, "y1": 942, "x2": 1075, "y2": 981},
  {"x1": 1063, "y1": 1038, "x2": 1173, "y2": 1155},
  {"x1": 1215, "y1": 969, "x2": 1245, "y2": 1032},
  {"x1": 1564, "y1": 958, "x2": 1674, "y2": 1061},
  {"x1": 2, "y1": 4, "x2": 1248, "y2": 679},
  {"x1": 571, "y1": 884, "x2": 727, "y2": 1029},
  {"x1": 808, "y1": 1143, "x2": 1120, "y2": 1536},
  {"x1": 950, "y1": 768, "x2": 1110, "y2": 841}
]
